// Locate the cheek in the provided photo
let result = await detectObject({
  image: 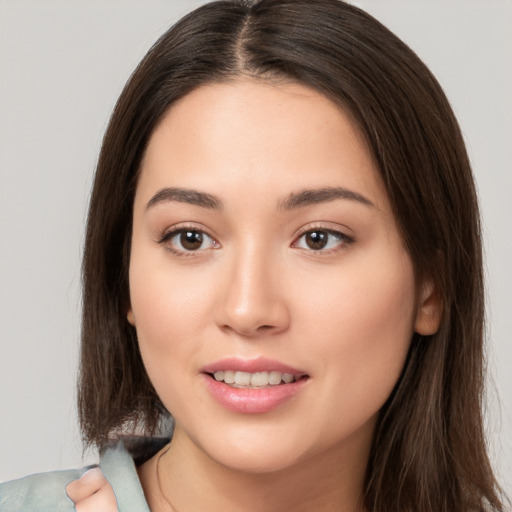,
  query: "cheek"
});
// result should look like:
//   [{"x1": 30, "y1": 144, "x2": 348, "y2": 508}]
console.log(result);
[
  {"x1": 127, "y1": 249, "x2": 214, "y2": 395},
  {"x1": 129, "y1": 278, "x2": 206, "y2": 418},
  {"x1": 298, "y1": 248, "x2": 416, "y2": 342},
  {"x1": 295, "y1": 250, "x2": 417, "y2": 423}
]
